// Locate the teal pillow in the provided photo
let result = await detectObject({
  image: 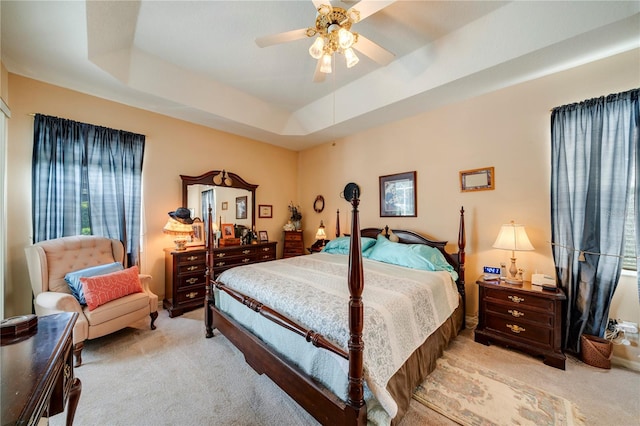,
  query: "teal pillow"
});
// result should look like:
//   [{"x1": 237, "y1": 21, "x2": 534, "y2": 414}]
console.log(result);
[
  {"x1": 322, "y1": 236, "x2": 376, "y2": 255},
  {"x1": 65, "y1": 262, "x2": 124, "y2": 305},
  {"x1": 367, "y1": 235, "x2": 458, "y2": 280}
]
